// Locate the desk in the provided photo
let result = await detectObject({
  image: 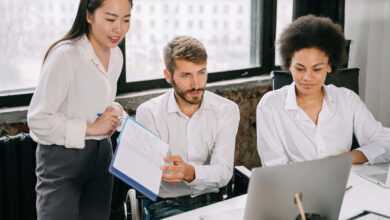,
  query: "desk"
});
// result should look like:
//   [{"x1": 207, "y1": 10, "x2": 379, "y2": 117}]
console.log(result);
[{"x1": 164, "y1": 165, "x2": 390, "y2": 220}]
